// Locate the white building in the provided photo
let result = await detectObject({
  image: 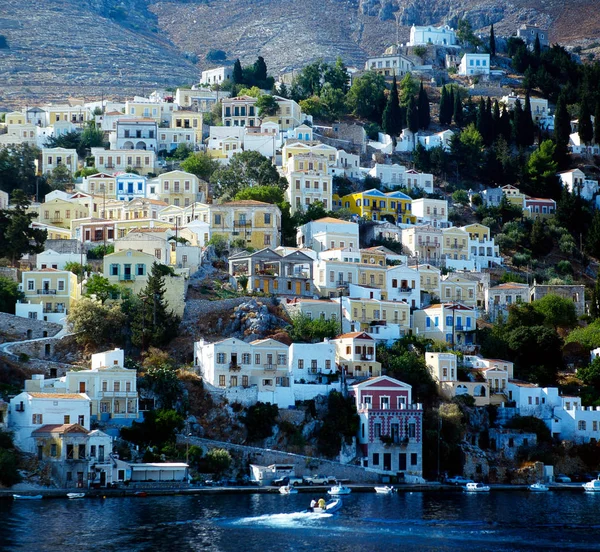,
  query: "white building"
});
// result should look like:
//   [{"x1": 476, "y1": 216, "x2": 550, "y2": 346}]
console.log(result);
[
  {"x1": 408, "y1": 24, "x2": 457, "y2": 46},
  {"x1": 115, "y1": 173, "x2": 147, "y2": 202},
  {"x1": 558, "y1": 168, "x2": 599, "y2": 201},
  {"x1": 297, "y1": 217, "x2": 359, "y2": 252},
  {"x1": 500, "y1": 94, "x2": 549, "y2": 123},
  {"x1": 200, "y1": 66, "x2": 233, "y2": 86},
  {"x1": 365, "y1": 54, "x2": 415, "y2": 77},
  {"x1": 368, "y1": 163, "x2": 407, "y2": 187},
  {"x1": 8, "y1": 392, "x2": 90, "y2": 453},
  {"x1": 459, "y1": 54, "x2": 491, "y2": 76},
  {"x1": 386, "y1": 264, "x2": 421, "y2": 309},
  {"x1": 36, "y1": 249, "x2": 82, "y2": 270},
  {"x1": 412, "y1": 198, "x2": 448, "y2": 227},
  {"x1": 288, "y1": 342, "x2": 336, "y2": 384},
  {"x1": 113, "y1": 119, "x2": 158, "y2": 151}
]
